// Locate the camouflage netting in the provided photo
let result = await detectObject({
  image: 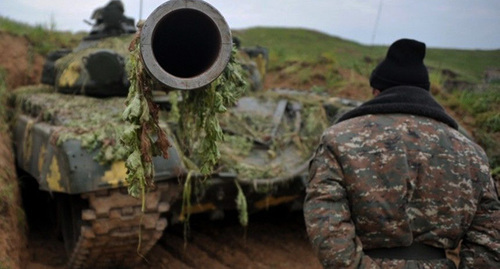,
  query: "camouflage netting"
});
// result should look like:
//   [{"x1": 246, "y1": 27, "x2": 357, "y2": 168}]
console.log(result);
[
  {"x1": 210, "y1": 91, "x2": 330, "y2": 182},
  {"x1": 13, "y1": 85, "x2": 130, "y2": 163}
]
